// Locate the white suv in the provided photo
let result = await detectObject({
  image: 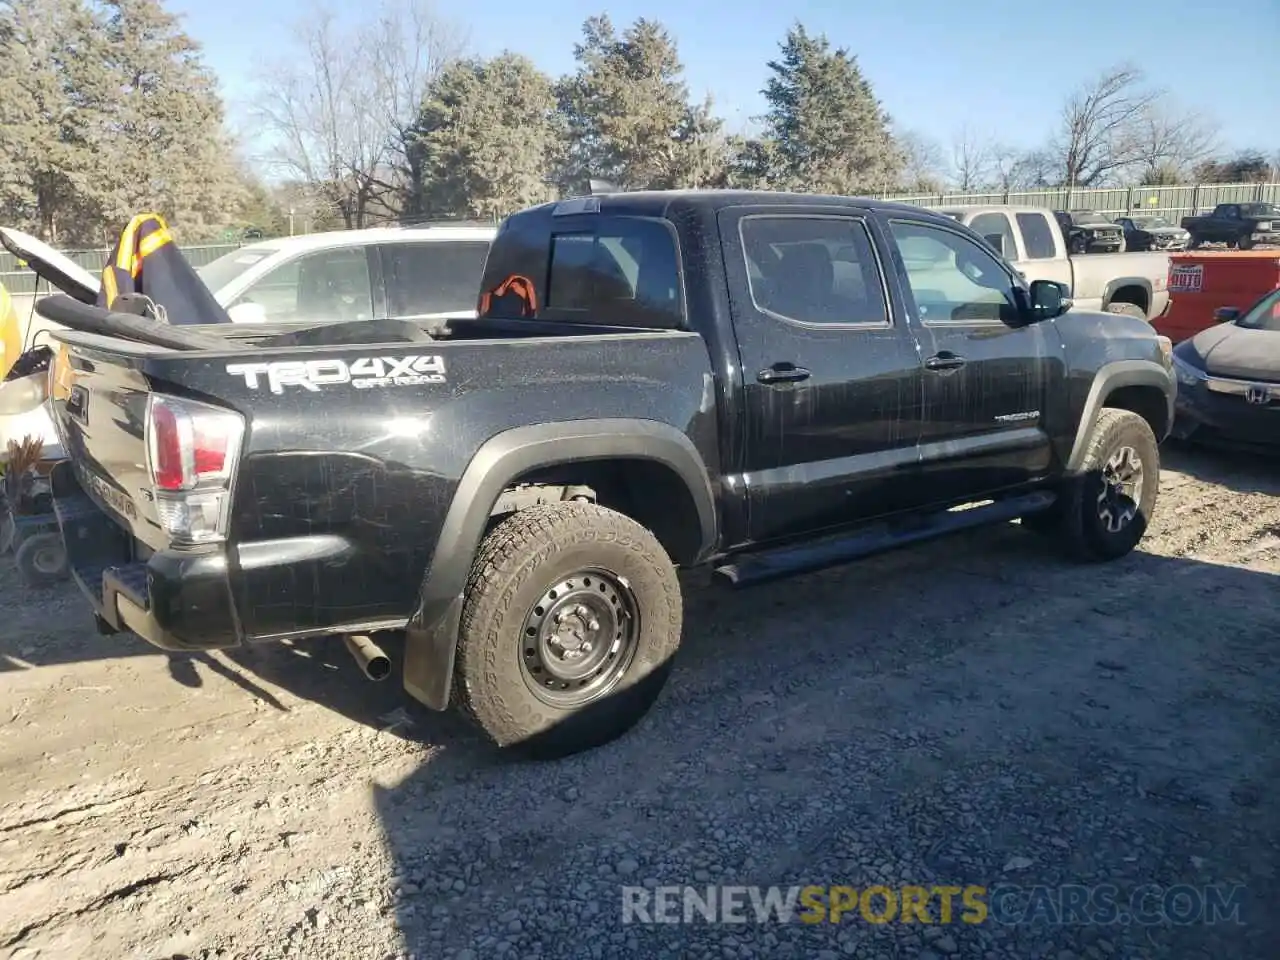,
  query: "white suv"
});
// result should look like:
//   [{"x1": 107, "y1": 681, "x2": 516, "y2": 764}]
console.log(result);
[{"x1": 195, "y1": 224, "x2": 497, "y2": 324}]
